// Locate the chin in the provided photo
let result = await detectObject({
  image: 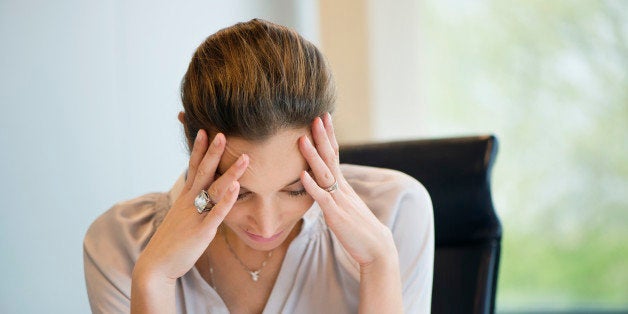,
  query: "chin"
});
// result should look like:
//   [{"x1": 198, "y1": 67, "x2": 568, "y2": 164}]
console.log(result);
[
  {"x1": 233, "y1": 220, "x2": 303, "y2": 252},
  {"x1": 238, "y1": 227, "x2": 288, "y2": 251}
]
